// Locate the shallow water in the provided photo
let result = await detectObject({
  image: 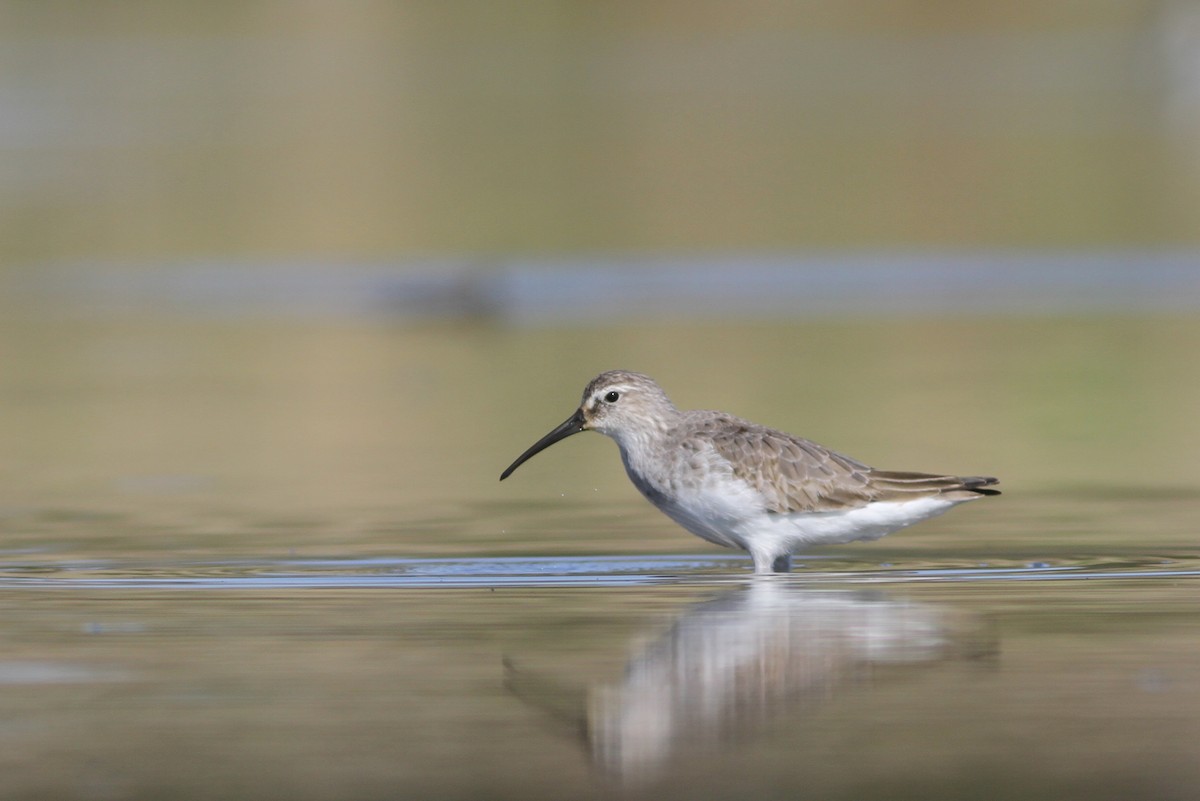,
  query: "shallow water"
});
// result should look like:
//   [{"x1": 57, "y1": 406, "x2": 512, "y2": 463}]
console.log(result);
[
  {"x1": 1, "y1": 314, "x2": 1199, "y2": 799},
  {"x1": 1, "y1": 547, "x2": 1198, "y2": 800}
]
